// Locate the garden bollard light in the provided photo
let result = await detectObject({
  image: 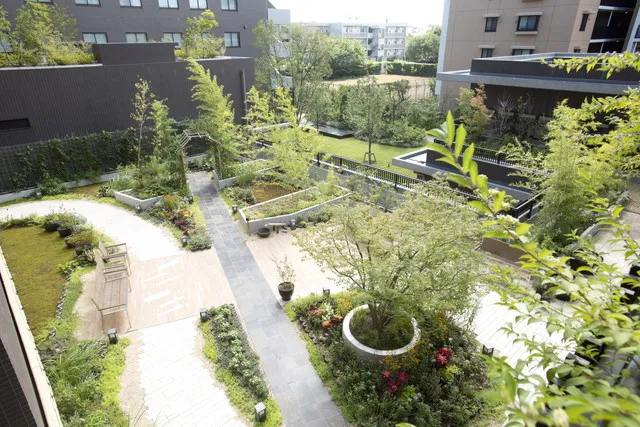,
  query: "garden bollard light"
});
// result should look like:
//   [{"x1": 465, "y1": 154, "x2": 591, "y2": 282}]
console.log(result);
[
  {"x1": 135, "y1": 205, "x2": 142, "y2": 214},
  {"x1": 35, "y1": 191, "x2": 42, "y2": 199},
  {"x1": 481, "y1": 344, "x2": 494, "y2": 357},
  {"x1": 254, "y1": 402, "x2": 266, "y2": 422},
  {"x1": 323, "y1": 288, "x2": 331, "y2": 298},
  {"x1": 232, "y1": 205, "x2": 238, "y2": 214},
  {"x1": 199, "y1": 308, "x2": 209, "y2": 322},
  {"x1": 181, "y1": 236, "x2": 188, "y2": 247},
  {"x1": 107, "y1": 328, "x2": 118, "y2": 344}
]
